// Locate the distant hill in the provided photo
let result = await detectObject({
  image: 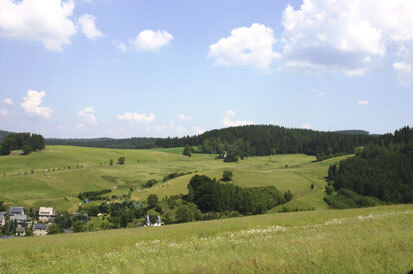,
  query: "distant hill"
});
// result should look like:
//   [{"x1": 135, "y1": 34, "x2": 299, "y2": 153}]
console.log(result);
[
  {"x1": 0, "y1": 130, "x2": 14, "y2": 142},
  {"x1": 46, "y1": 137, "x2": 159, "y2": 149},
  {"x1": 333, "y1": 130, "x2": 369, "y2": 135}
]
